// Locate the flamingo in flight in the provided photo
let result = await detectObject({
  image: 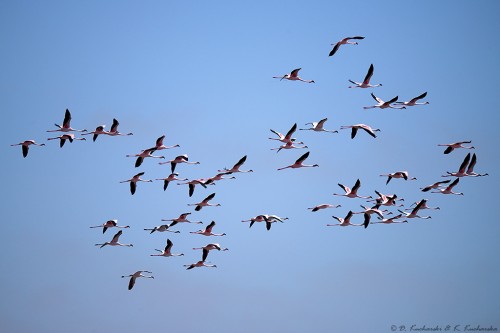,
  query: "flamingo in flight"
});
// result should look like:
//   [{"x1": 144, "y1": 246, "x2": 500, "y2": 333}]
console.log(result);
[
  {"x1": 120, "y1": 172, "x2": 153, "y2": 195},
  {"x1": 89, "y1": 219, "x2": 130, "y2": 234},
  {"x1": 271, "y1": 141, "x2": 308, "y2": 153},
  {"x1": 47, "y1": 133, "x2": 86, "y2": 147},
  {"x1": 126, "y1": 147, "x2": 164, "y2": 168},
  {"x1": 83, "y1": 118, "x2": 133, "y2": 141},
  {"x1": 420, "y1": 180, "x2": 451, "y2": 192},
  {"x1": 398, "y1": 200, "x2": 432, "y2": 219},
  {"x1": 410, "y1": 199, "x2": 440, "y2": 210},
  {"x1": 333, "y1": 179, "x2": 372, "y2": 199},
  {"x1": 431, "y1": 178, "x2": 464, "y2": 195},
  {"x1": 307, "y1": 204, "x2": 341, "y2": 212},
  {"x1": 348, "y1": 64, "x2": 382, "y2": 88},
  {"x1": 218, "y1": 155, "x2": 253, "y2": 173},
  {"x1": 151, "y1": 135, "x2": 180, "y2": 151},
  {"x1": 327, "y1": 211, "x2": 362, "y2": 227},
  {"x1": 11, "y1": 140, "x2": 45, "y2": 158},
  {"x1": 328, "y1": 36, "x2": 364, "y2": 56},
  {"x1": 150, "y1": 239, "x2": 184, "y2": 257},
  {"x1": 243, "y1": 214, "x2": 288, "y2": 230},
  {"x1": 363, "y1": 93, "x2": 406, "y2": 110},
  {"x1": 277, "y1": 151, "x2": 319, "y2": 170},
  {"x1": 155, "y1": 173, "x2": 188, "y2": 191},
  {"x1": 46, "y1": 109, "x2": 87, "y2": 133},
  {"x1": 340, "y1": 124, "x2": 380, "y2": 139},
  {"x1": 184, "y1": 261, "x2": 217, "y2": 270},
  {"x1": 394, "y1": 92, "x2": 429, "y2": 107},
  {"x1": 372, "y1": 214, "x2": 408, "y2": 225},
  {"x1": 161, "y1": 212, "x2": 202, "y2": 225},
  {"x1": 269, "y1": 123, "x2": 303, "y2": 144},
  {"x1": 443, "y1": 153, "x2": 488, "y2": 177},
  {"x1": 188, "y1": 193, "x2": 221, "y2": 211},
  {"x1": 299, "y1": 118, "x2": 338, "y2": 133},
  {"x1": 272, "y1": 68, "x2": 315, "y2": 83},
  {"x1": 380, "y1": 171, "x2": 417, "y2": 185},
  {"x1": 107, "y1": 118, "x2": 133, "y2": 137},
  {"x1": 190, "y1": 221, "x2": 226, "y2": 236},
  {"x1": 177, "y1": 178, "x2": 213, "y2": 197},
  {"x1": 193, "y1": 243, "x2": 229, "y2": 261},
  {"x1": 159, "y1": 154, "x2": 200, "y2": 173},
  {"x1": 369, "y1": 191, "x2": 404, "y2": 207},
  {"x1": 95, "y1": 230, "x2": 133, "y2": 248},
  {"x1": 207, "y1": 172, "x2": 236, "y2": 183},
  {"x1": 121, "y1": 271, "x2": 154, "y2": 290},
  {"x1": 143, "y1": 224, "x2": 180, "y2": 234},
  {"x1": 437, "y1": 141, "x2": 474, "y2": 154},
  {"x1": 262, "y1": 214, "x2": 288, "y2": 230}
]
